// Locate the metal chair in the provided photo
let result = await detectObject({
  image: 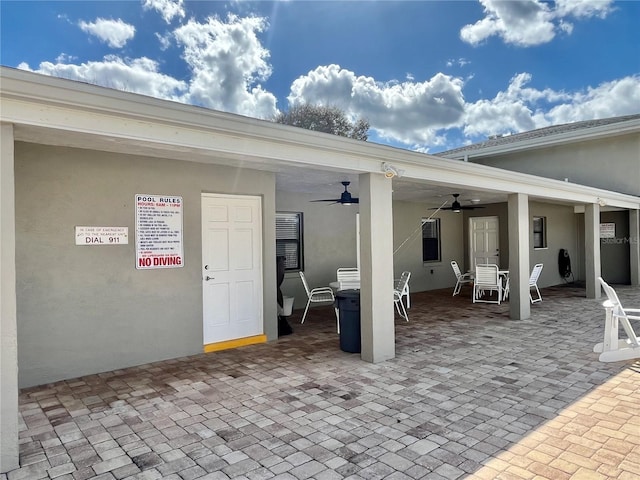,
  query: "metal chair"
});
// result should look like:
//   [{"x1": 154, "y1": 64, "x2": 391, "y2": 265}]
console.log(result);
[
  {"x1": 394, "y1": 271, "x2": 411, "y2": 309},
  {"x1": 451, "y1": 260, "x2": 473, "y2": 296},
  {"x1": 473, "y1": 264, "x2": 502, "y2": 304},
  {"x1": 393, "y1": 271, "x2": 411, "y2": 321},
  {"x1": 529, "y1": 263, "x2": 544, "y2": 303},
  {"x1": 336, "y1": 267, "x2": 360, "y2": 290},
  {"x1": 299, "y1": 272, "x2": 338, "y2": 327}
]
